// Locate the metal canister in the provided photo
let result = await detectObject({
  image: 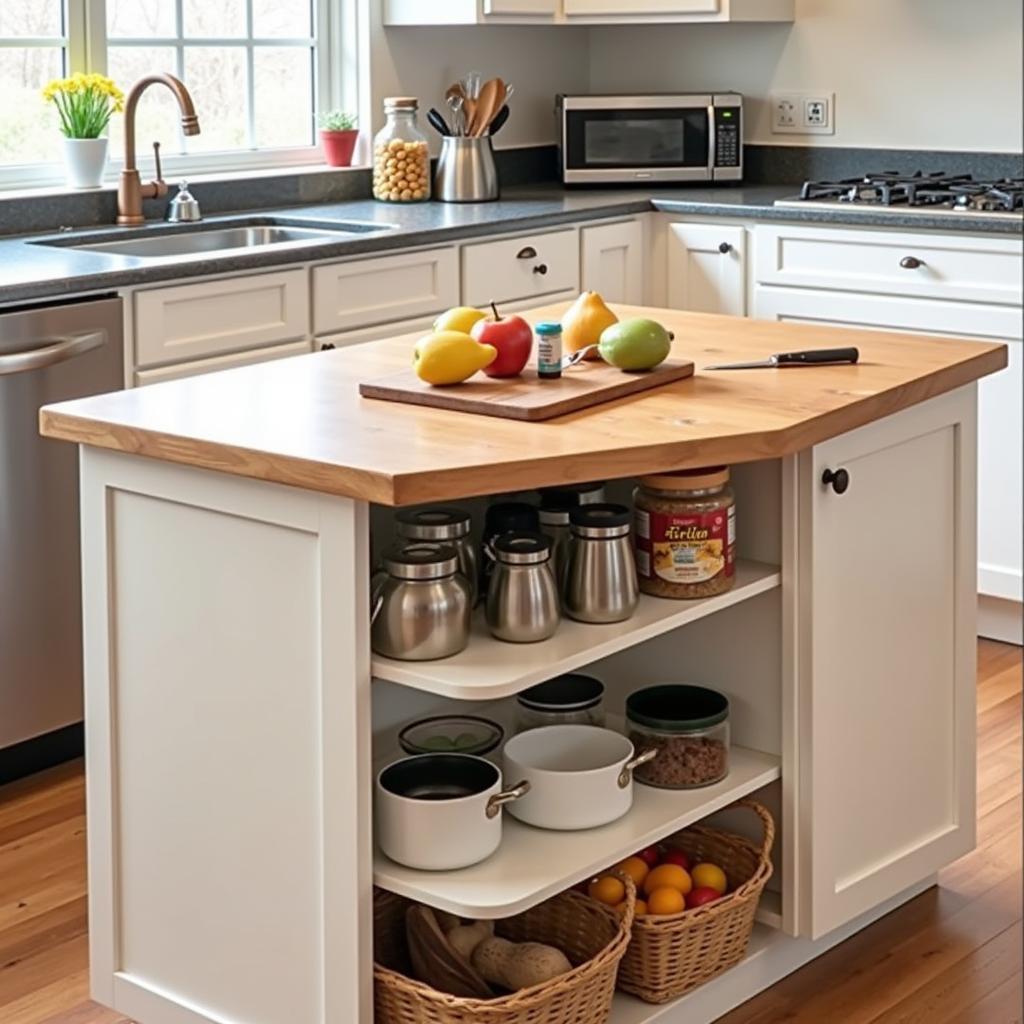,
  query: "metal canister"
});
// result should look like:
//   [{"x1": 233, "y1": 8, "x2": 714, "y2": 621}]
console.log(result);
[
  {"x1": 396, "y1": 506, "x2": 477, "y2": 604},
  {"x1": 563, "y1": 503, "x2": 639, "y2": 624},
  {"x1": 485, "y1": 532, "x2": 560, "y2": 643},
  {"x1": 480, "y1": 501, "x2": 540, "y2": 597},
  {"x1": 371, "y1": 543, "x2": 472, "y2": 661},
  {"x1": 537, "y1": 493, "x2": 574, "y2": 588}
]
